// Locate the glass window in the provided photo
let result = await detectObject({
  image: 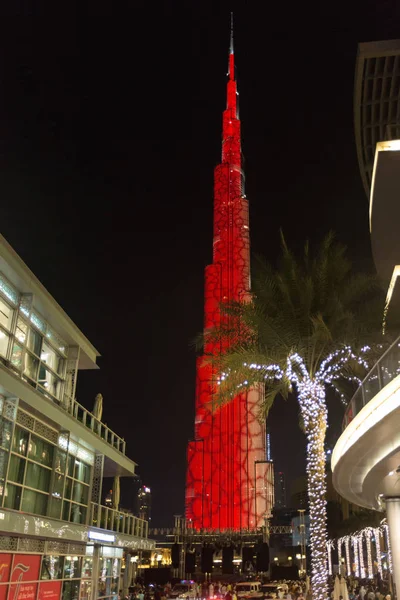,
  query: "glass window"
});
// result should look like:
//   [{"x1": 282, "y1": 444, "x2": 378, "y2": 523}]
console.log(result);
[
  {"x1": 0, "y1": 329, "x2": 9, "y2": 358},
  {"x1": 80, "y1": 580, "x2": 92, "y2": 600},
  {"x1": 15, "y1": 318, "x2": 28, "y2": 344},
  {"x1": 98, "y1": 578, "x2": 111, "y2": 598},
  {"x1": 25, "y1": 462, "x2": 51, "y2": 492},
  {"x1": 0, "y1": 298, "x2": 13, "y2": 331},
  {"x1": 65, "y1": 478, "x2": 72, "y2": 499},
  {"x1": 10, "y1": 343, "x2": 23, "y2": 370},
  {"x1": 74, "y1": 460, "x2": 91, "y2": 484},
  {"x1": 28, "y1": 328, "x2": 42, "y2": 356},
  {"x1": 52, "y1": 473, "x2": 64, "y2": 497},
  {"x1": 100, "y1": 558, "x2": 113, "y2": 578},
  {"x1": 54, "y1": 450, "x2": 67, "y2": 474},
  {"x1": 48, "y1": 496, "x2": 62, "y2": 519},
  {"x1": 28, "y1": 434, "x2": 54, "y2": 467},
  {"x1": 24, "y1": 351, "x2": 39, "y2": 380},
  {"x1": 41, "y1": 555, "x2": 64, "y2": 580},
  {"x1": 81, "y1": 557, "x2": 92, "y2": 578},
  {"x1": 62, "y1": 501, "x2": 70, "y2": 521},
  {"x1": 41, "y1": 342, "x2": 64, "y2": 375},
  {"x1": 0, "y1": 449, "x2": 9, "y2": 502},
  {"x1": 38, "y1": 366, "x2": 61, "y2": 399},
  {"x1": 12, "y1": 426, "x2": 29, "y2": 456},
  {"x1": 63, "y1": 556, "x2": 81, "y2": 579},
  {"x1": 0, "y1": 419, "x2": 12, "y2": 450},
  {"x1": 62, "y1": 581, "x2": 79, "y2": 600},
  {"x1": 4, "y1": 482, "x2": 22, "y2": 509},
  {"x1": 8, "y1": 454, "x2": 25, "y2": 484},
  {"x1": 67, "y1": 456, "x2": 74, "y2": 477},
  {"x1": 72, "y1": 481, "x2": 89, "y2": 505},
  {"x1": 70, "y1": 503, "x2": 86, "y2": 524},
  {"x1": 21, "y1": 488, "x2": 48, "y2": 515}
]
